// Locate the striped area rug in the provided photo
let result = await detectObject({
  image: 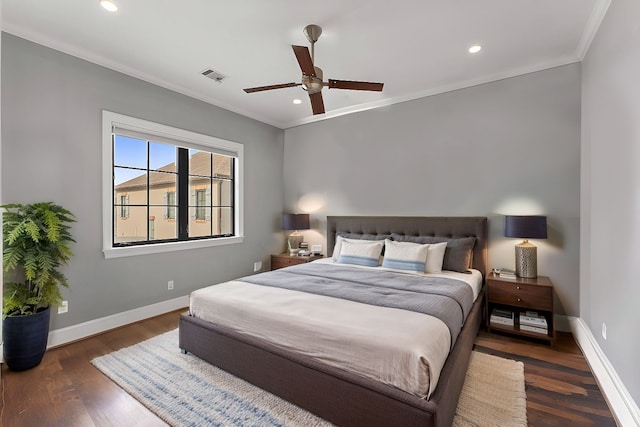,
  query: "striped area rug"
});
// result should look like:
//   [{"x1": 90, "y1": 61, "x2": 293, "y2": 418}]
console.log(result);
[{"x1": 92, "y1": 329, "x2": 526, "y2": 427}]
